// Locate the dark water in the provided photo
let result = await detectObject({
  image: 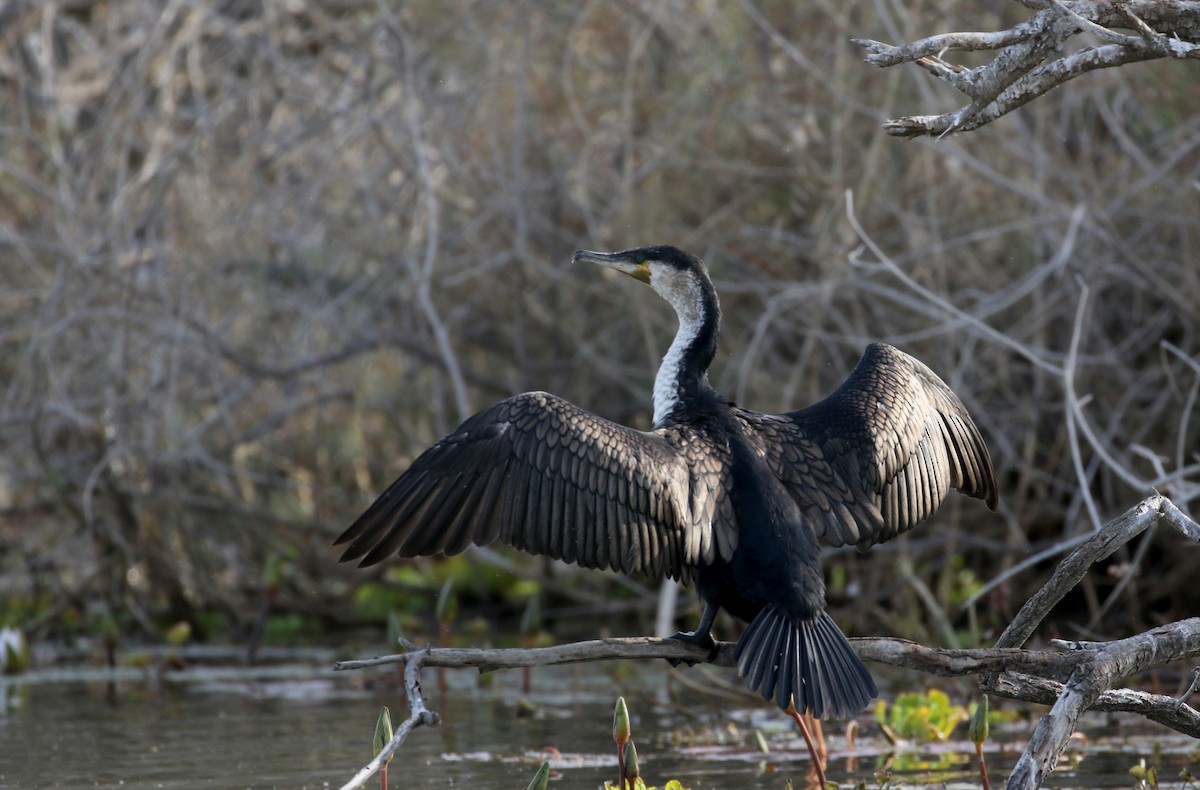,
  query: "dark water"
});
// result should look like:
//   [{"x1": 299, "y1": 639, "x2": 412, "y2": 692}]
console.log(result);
[{"x1": 0, "y1": 649, "x2": 1193, "y2": 789}]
